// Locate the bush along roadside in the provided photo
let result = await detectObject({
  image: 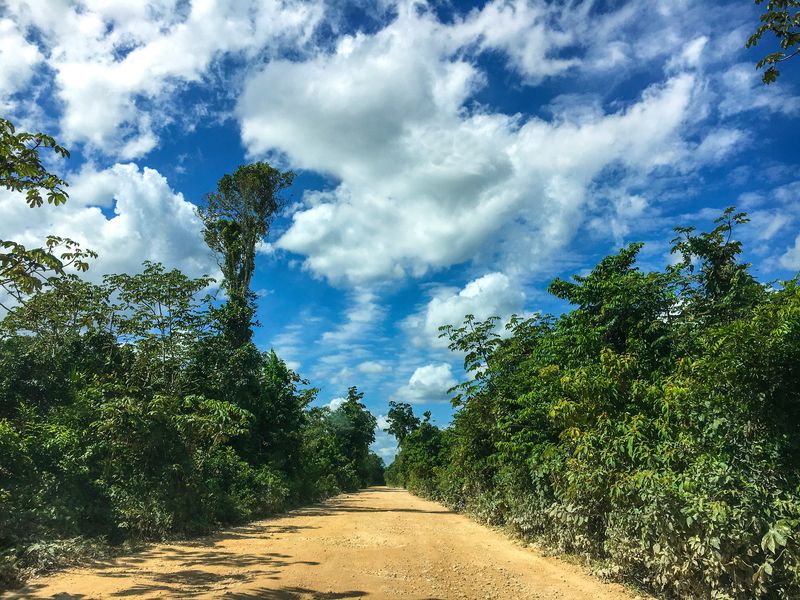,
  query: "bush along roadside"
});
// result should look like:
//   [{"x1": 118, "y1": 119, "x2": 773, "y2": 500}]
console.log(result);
[
  {"x1": 0, "y1": 330, "x2": 385, "y2": 588},
  {"x1": 385, "y1": 209, "x2": 800, "y2": 599},
  {"x1": 0, "y1": 119, "x2": 384, "y2": 590}
]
